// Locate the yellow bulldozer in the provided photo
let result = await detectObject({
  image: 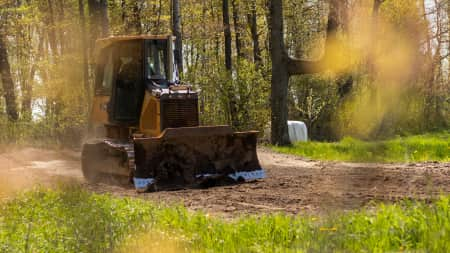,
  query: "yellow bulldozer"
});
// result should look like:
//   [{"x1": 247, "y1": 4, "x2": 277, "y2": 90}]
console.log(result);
[{"x1": 82, "y1": 35, "x2": 265, "y2": 192}]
